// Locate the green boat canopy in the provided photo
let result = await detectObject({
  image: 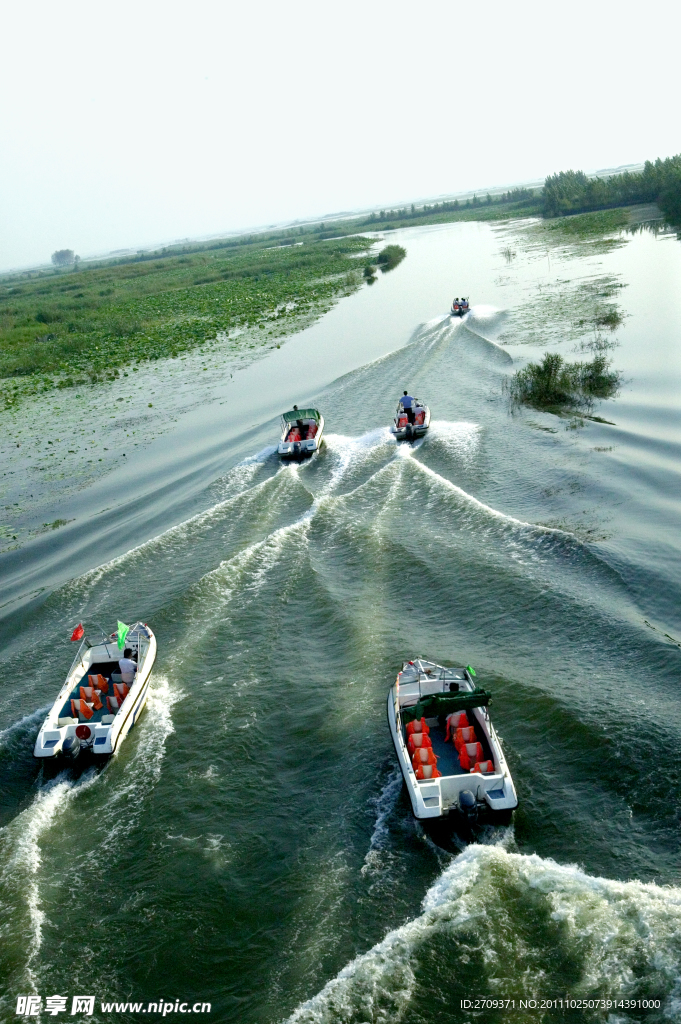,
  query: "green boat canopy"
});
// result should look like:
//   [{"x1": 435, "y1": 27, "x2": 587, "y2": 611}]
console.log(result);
[
  {"x1": 282, "y1": 408, "x2": 321, "y2": 423},
  {"x1": 402, "y1": 688, "x2": 492, "y2": 724}
]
